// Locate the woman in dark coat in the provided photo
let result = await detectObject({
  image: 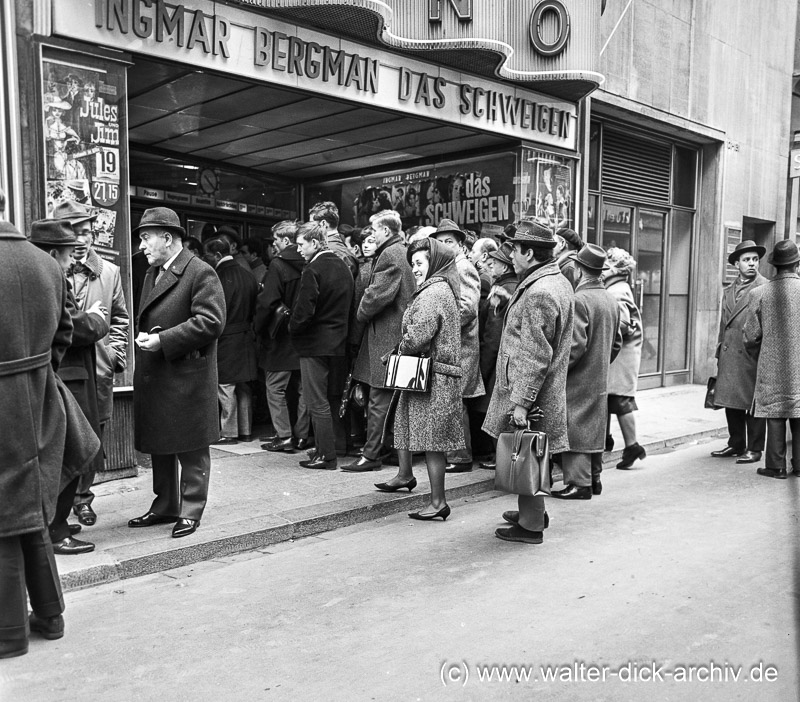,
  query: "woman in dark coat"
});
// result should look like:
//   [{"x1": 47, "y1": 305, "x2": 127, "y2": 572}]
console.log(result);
[{"x1": 376, "y1": 238, "x2": 464, "y2": 521}]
